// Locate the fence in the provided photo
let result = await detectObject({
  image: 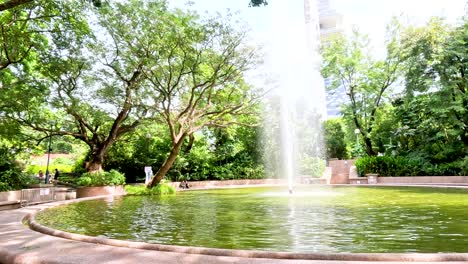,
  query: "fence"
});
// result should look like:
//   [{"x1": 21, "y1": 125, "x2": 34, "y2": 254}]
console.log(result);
[{"x1": 20, "y1": 187, "x2": 56, "y2": 207}]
